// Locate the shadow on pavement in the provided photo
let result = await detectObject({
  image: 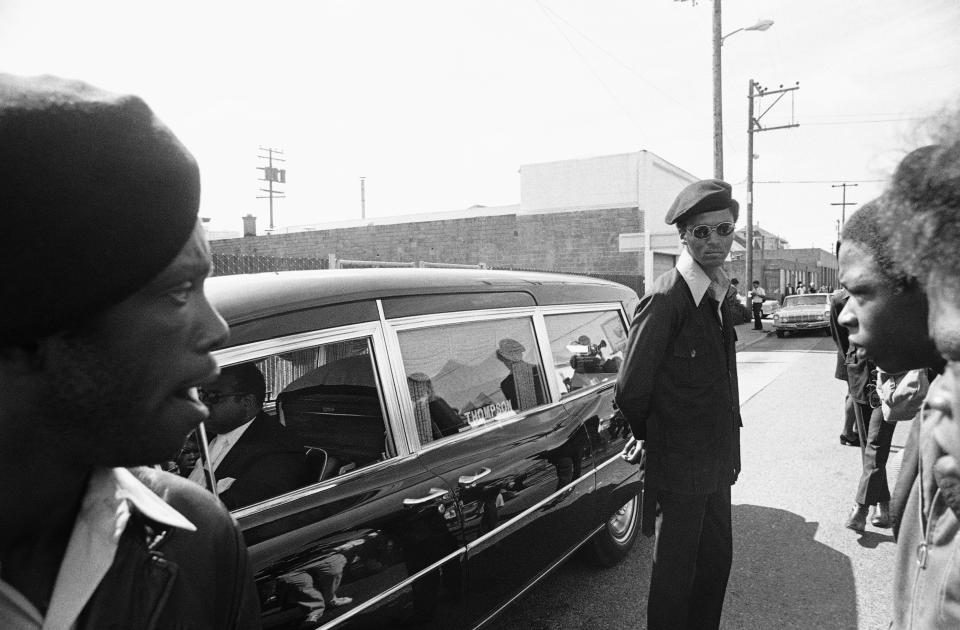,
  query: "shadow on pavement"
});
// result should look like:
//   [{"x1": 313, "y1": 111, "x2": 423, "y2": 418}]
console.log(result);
[
  {"x1": 724, "y1": 504, "x2": 857, "y2": 630},
  {"x1": 855, "y1": 531, "x2": 895, "y2": 549}
]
